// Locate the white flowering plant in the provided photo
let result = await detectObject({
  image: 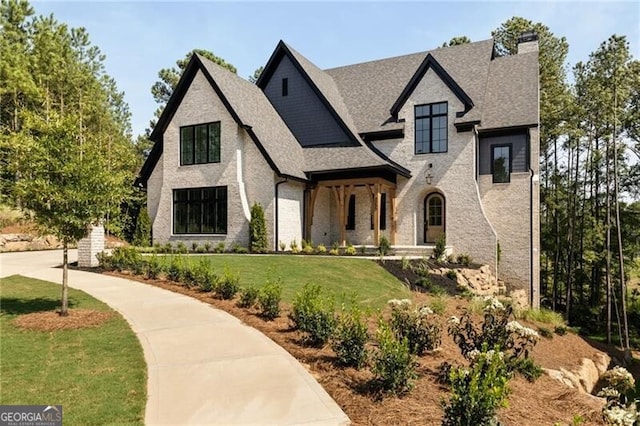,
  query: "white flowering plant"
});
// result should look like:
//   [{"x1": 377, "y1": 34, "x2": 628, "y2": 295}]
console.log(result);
[
  {"x1": 447, "y1": 298, "x2": 542, "y2": 381},
  {"x1": 598, "y1": 366, "x2": 639, "y2": 426},
  {"x1": 388, "y1": 299, "x2": 441, "y2": 355}
]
